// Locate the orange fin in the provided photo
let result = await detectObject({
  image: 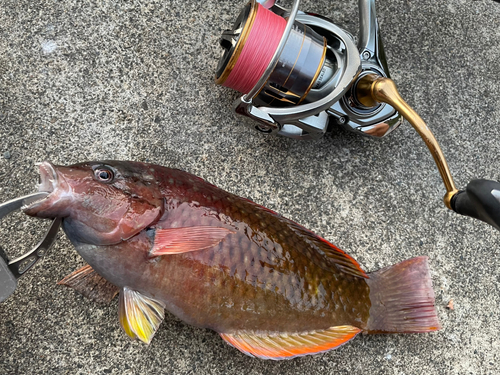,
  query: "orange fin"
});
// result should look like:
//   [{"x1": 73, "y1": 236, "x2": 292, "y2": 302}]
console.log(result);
[
  {"x1": 58, "y1": 265, "x2": 119, "y2": 303},
  {"x1": 220, "y1": 326, "x2": 361, "y2": 360},
  {"x1": 150, "y1": 226, "x2": 234, "y2": 256},
  {"x1": 118, "y1": 287, "x2": 166, "y2": 344}
]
